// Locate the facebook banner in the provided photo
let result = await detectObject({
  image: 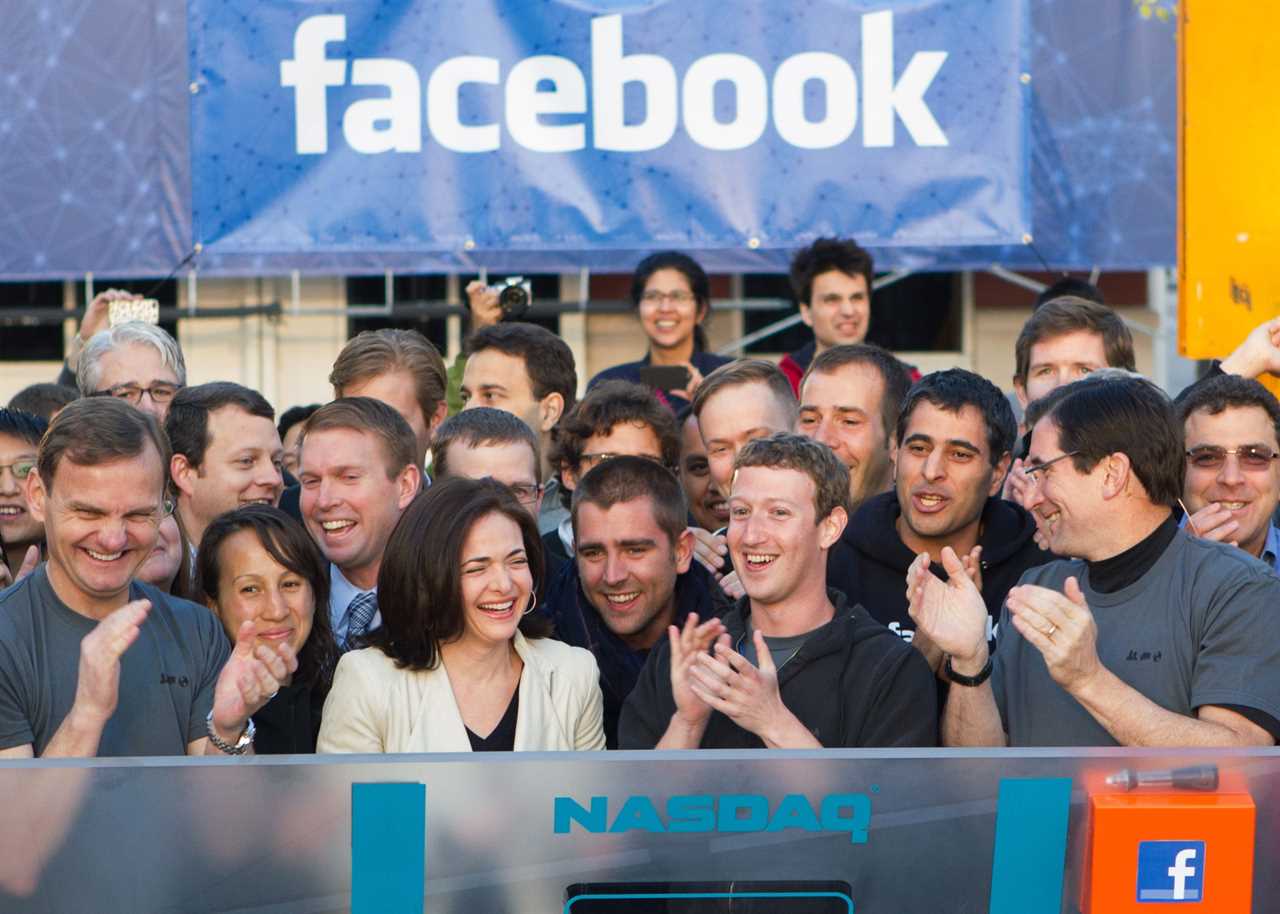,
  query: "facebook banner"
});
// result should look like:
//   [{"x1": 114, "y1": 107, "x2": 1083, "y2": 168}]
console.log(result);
[{"x1": 188, "y1": 0, "x2": 1029, "y2": 263}]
